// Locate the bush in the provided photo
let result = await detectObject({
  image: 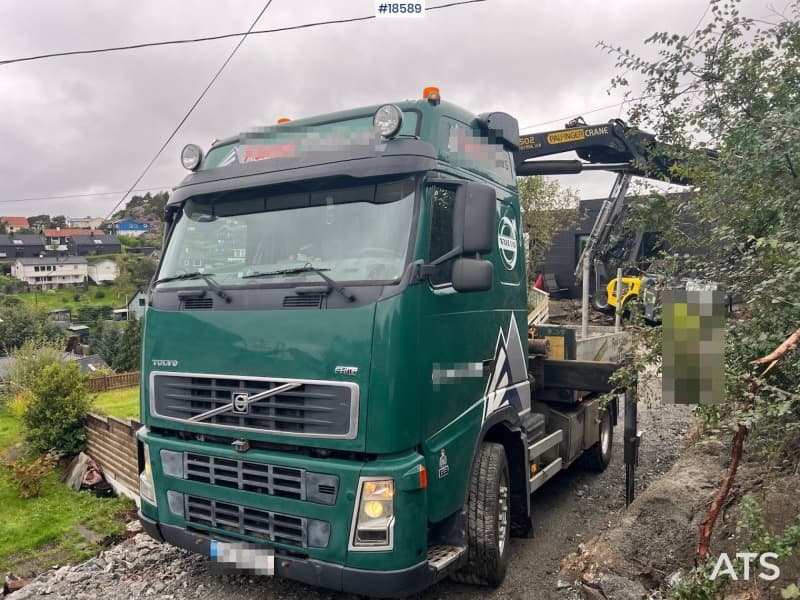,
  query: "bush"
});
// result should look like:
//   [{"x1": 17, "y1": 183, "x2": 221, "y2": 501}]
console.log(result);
[
  {"x1": 23, "y1": 362, "x2": 92, "y2": 456},
  {"x1": 94, "y1": 289, "x2": 106, "y2": 299},
  {"x1": 3, "y1": 451, "x2": 59, "y2": 498},
  {"x1": 2, "y1": 338, "x2": 64, "y2": 402}
]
